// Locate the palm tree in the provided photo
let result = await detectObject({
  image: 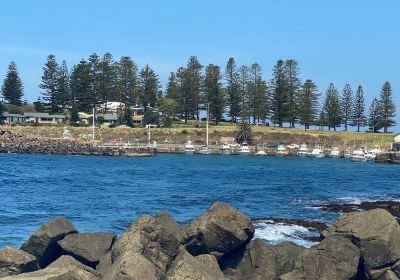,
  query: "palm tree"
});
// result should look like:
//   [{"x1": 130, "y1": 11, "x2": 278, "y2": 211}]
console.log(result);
[{"x1": 235, "y1": 121, "x2": 253, "y2": 144}]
